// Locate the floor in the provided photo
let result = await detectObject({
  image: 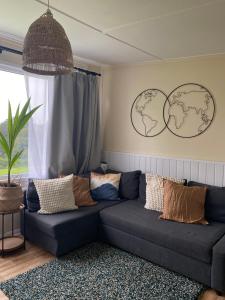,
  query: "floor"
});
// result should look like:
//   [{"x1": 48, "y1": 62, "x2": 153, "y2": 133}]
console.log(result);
[
  {"x1": 0, "y1": 243, "x2": 224, "y2": 300},
  {"x1": 0, "y1": 242, "x2": 53, "y2": 300}
]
